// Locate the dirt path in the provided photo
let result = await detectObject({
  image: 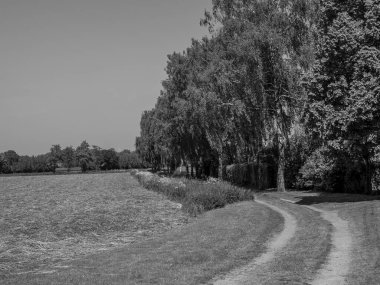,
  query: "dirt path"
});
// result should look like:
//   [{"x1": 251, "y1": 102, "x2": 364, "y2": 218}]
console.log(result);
[
  {"x1": 306, "y1": 205, "x2": 352, "y2": 285},
  {"x1": 212, "y1": 199, "x2": 297, "y2": 285},
  {"x1": 280, "y1": 196, "x2": 353, "y2": 284}
]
